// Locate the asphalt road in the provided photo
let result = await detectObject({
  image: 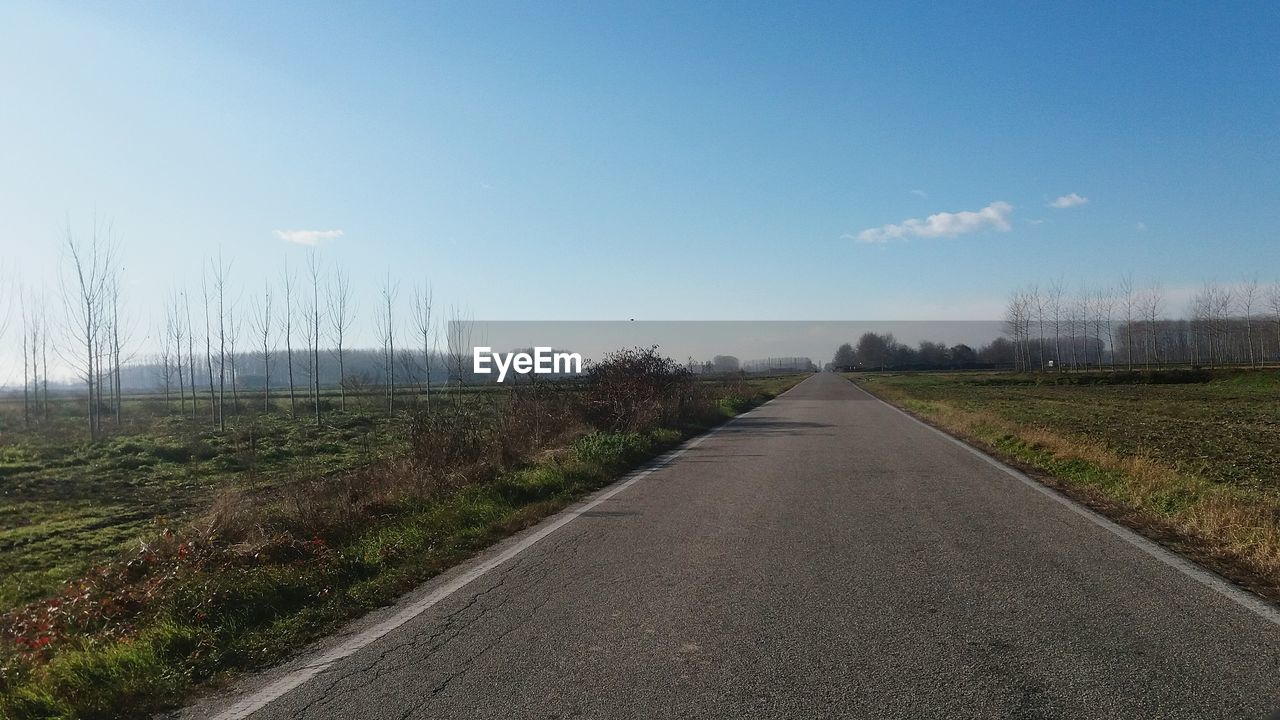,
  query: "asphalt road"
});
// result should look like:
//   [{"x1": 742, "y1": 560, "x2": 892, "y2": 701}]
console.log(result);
[{"x1": 189, "y1": 373, "x2": 1280, "y2": 719}]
